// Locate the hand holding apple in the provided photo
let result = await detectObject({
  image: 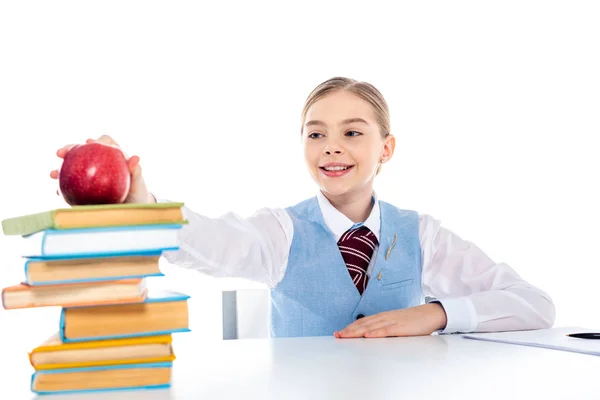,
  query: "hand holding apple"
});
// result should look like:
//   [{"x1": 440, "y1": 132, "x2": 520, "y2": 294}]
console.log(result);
[
  {"x1": 58, "y1": 142, "x2": 130, "y2": 205},
  {"x1": 50, "y1": 135, "x2": 155, "y2": 205}
]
